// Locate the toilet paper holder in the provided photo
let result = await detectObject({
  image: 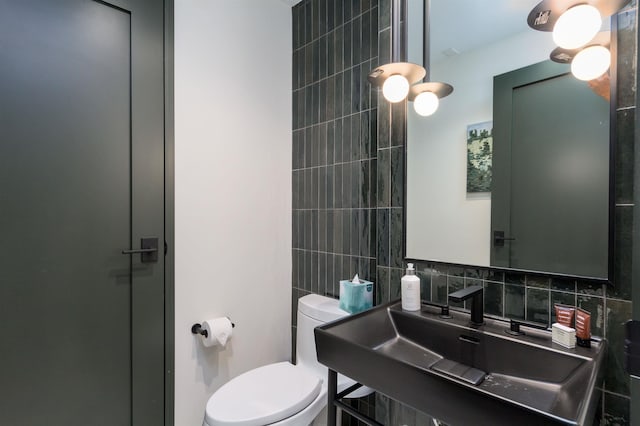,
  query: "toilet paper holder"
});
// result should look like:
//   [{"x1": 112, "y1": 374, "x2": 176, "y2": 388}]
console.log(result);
[{"x1": 191, "y1": 319, "x2": 235, "y2": 337}]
